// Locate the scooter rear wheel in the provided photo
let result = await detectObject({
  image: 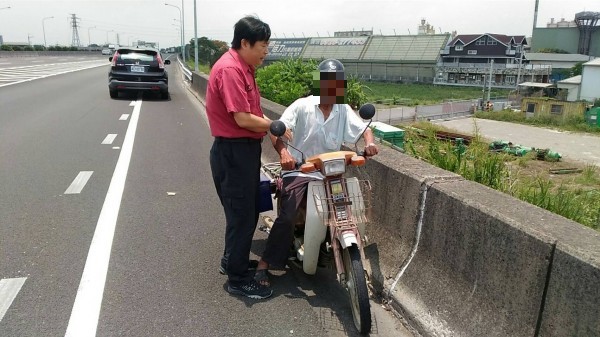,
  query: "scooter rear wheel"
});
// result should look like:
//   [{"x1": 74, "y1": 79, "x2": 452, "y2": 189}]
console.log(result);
[{"x1": 342, "y1": 244, "x2": 371, "y2": 334}]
